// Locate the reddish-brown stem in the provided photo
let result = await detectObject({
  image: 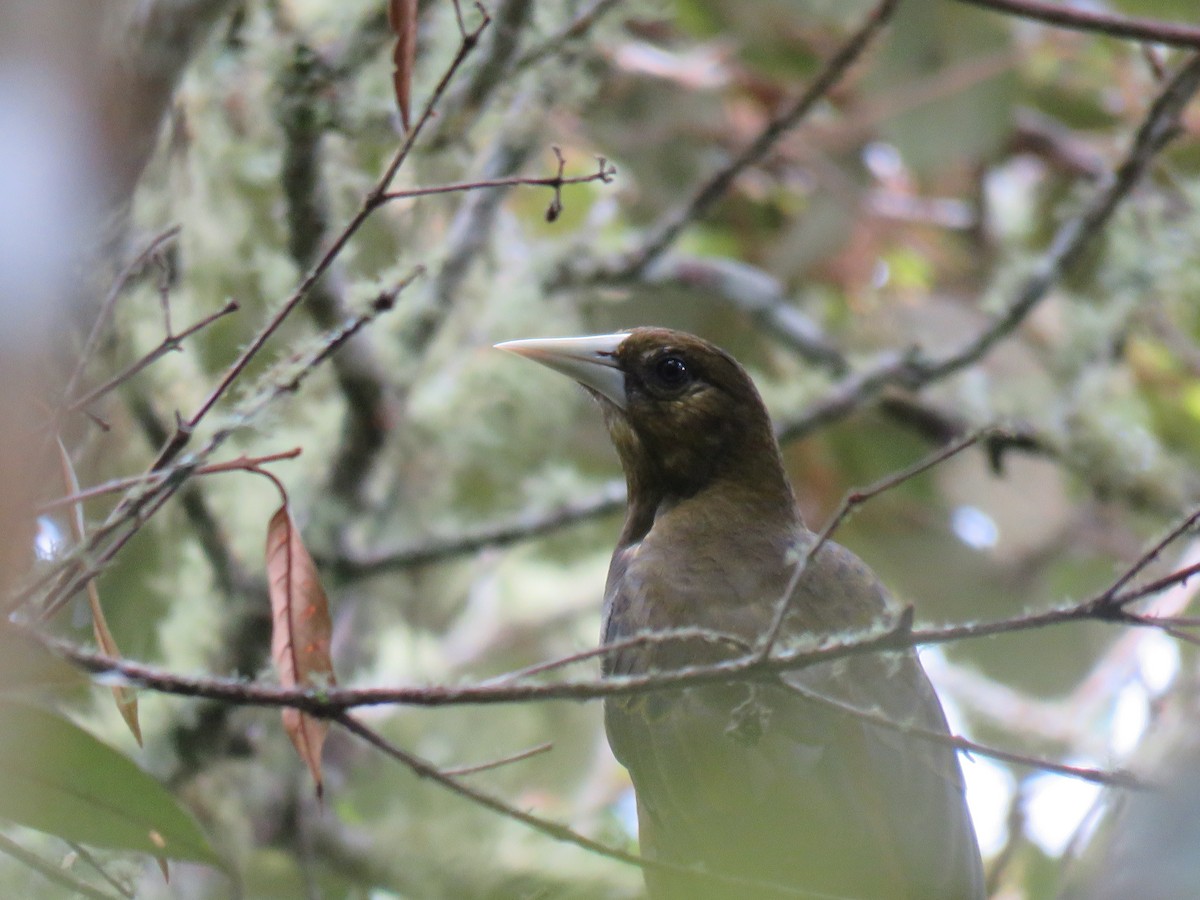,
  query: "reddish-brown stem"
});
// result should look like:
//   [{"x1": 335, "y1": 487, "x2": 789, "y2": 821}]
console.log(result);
[
  {"x1": 150, "y1": 13, "x2": 492, "y2": 474},
  {"x1": 36, "y1": 449, "x2": 301, "y2": 513},
  {"x1": 379, "y1": 157, "x2": 614, "y2": 205}
]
